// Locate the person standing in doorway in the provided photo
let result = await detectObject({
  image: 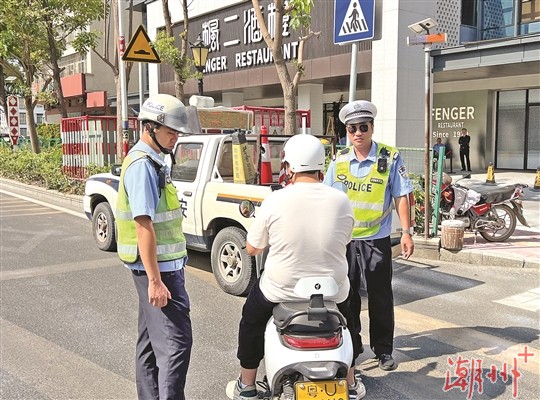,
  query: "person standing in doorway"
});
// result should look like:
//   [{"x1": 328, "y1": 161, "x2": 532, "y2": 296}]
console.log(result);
[
  {"x1": 324, "y1": 100, "x2": 414, "y2": 372},
  {"x1": 117, "y1": 94, "x2": 193, "y2": 400},
  {"x1": 459, "y1": 128, "x2": 471, "y2": 171}
]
